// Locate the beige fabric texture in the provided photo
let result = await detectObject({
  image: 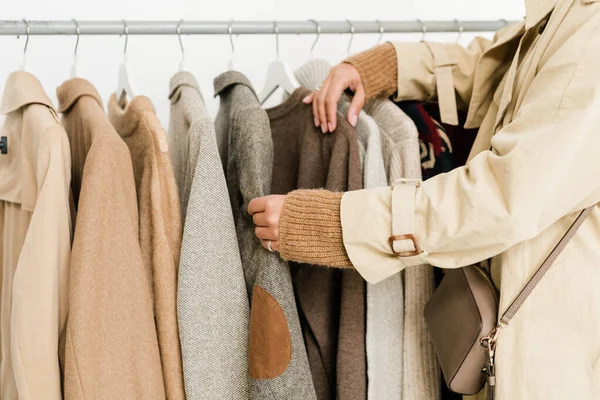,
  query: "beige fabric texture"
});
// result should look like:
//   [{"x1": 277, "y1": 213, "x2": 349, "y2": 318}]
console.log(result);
[
  {"x1": 342, "y1": 0, "x2": 600, "y2": 398},
  {"x1": 108, "y1": 93, "x2": 185, "y2": 400},
  {"x1": 0, "y1": 71, "x2": 71, "y2": 400},
  {"x1": 57, "y1": 78, "x2": 166, "y2": 399}
]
